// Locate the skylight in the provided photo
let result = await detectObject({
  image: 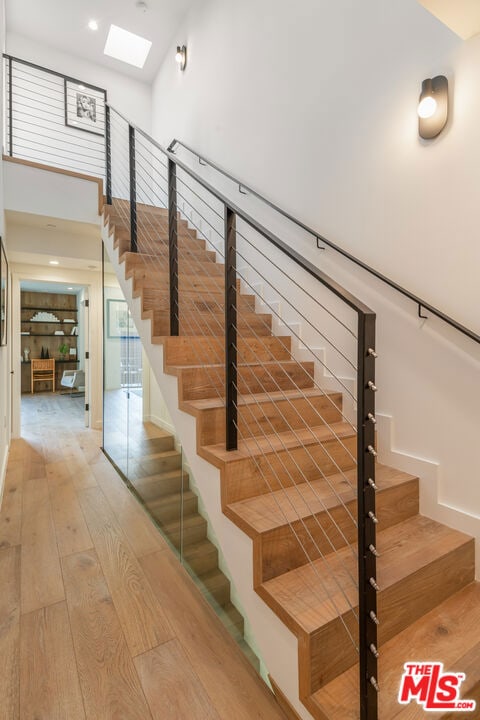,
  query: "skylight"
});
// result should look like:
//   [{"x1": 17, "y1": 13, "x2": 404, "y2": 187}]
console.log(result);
[{"x1": 104, "y1": 25, "x2": 152, "y2": 68}]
